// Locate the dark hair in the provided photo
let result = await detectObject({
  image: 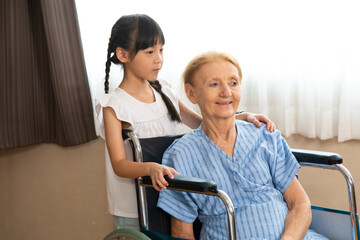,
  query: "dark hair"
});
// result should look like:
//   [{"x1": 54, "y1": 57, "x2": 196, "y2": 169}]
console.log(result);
[
  {"x1": 148, "y1": 80, "x2": 181, "y2": 122},
  {"x1": 104, "y1": 14, "x2": 181, "y2": 122},
  {"x1": 104, "y1": 14, "x2": 165, "y2": 93}
]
